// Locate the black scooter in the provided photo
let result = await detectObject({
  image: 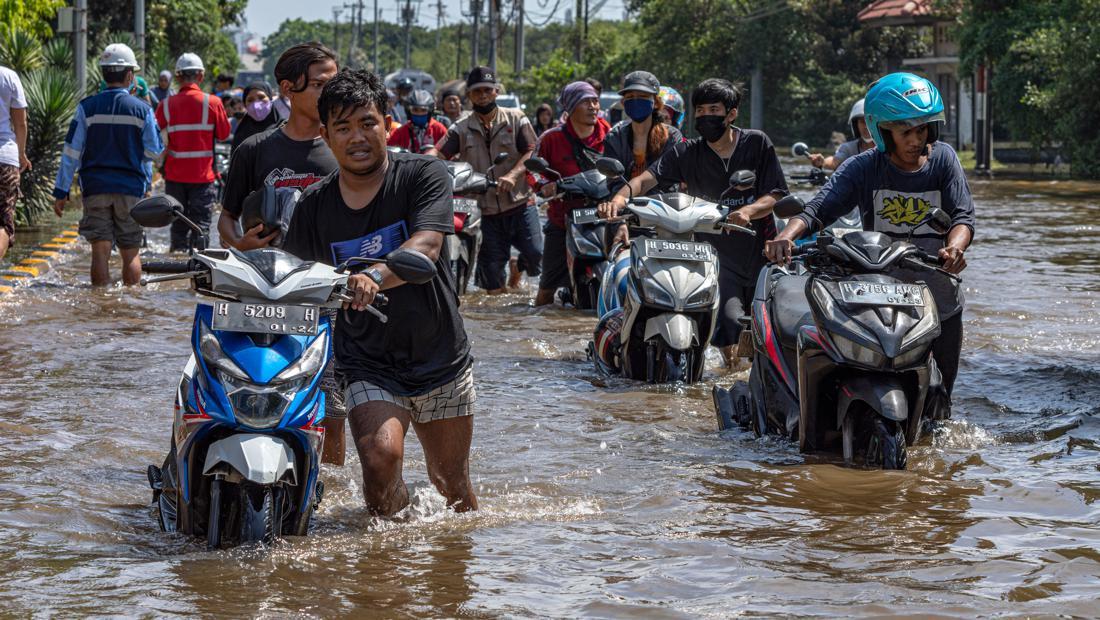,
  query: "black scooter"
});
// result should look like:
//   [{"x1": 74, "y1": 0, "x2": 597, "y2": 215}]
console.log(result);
[
  {"x1": 524, "y1": 156, "x2": 611, "y2": 311},
  {"x1": 715, "y1": 200, "x2": 956, "y2": 469}
]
